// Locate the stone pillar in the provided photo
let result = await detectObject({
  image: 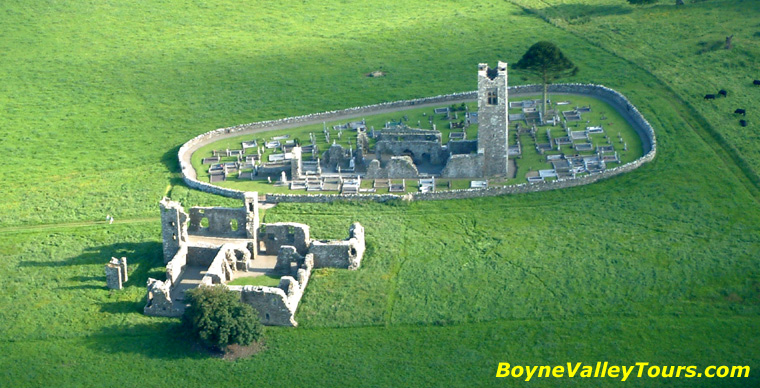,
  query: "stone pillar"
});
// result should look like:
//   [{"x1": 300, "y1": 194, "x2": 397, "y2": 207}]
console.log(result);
[{"x1": 105, "y1": 257, "x2": 127, "y2": 290}]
